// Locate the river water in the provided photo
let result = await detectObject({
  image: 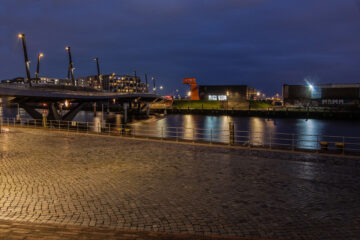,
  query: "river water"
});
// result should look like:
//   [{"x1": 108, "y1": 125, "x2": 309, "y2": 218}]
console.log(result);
[{"x1": 1, "y1": 103, "x2": 360, "y2": 150}]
